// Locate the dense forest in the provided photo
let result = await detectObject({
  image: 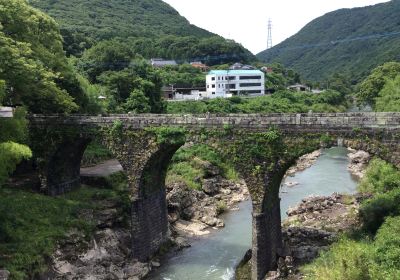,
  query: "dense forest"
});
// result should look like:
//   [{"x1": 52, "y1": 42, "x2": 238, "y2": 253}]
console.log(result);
[
  {"x1": 257, "y1": 0, "x2": 400, "y2": 81},
  {"x1": 29, "y1": 0, "x2": 255, "y2": 62}
]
